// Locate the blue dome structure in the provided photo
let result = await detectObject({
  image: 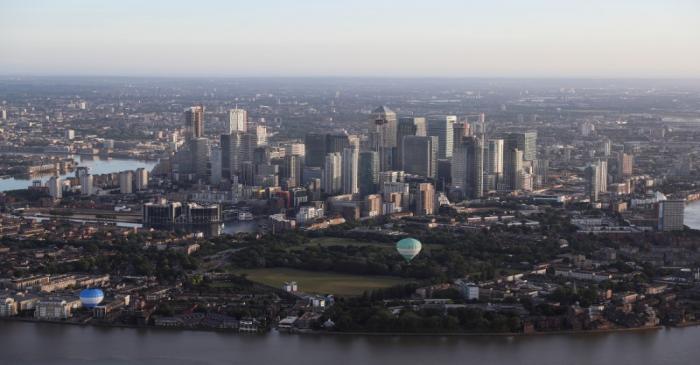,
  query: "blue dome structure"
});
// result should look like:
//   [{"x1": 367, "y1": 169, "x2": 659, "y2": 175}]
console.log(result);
[{"x1": 79, "y1": 288, "x2": 104, "y2": 308}]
